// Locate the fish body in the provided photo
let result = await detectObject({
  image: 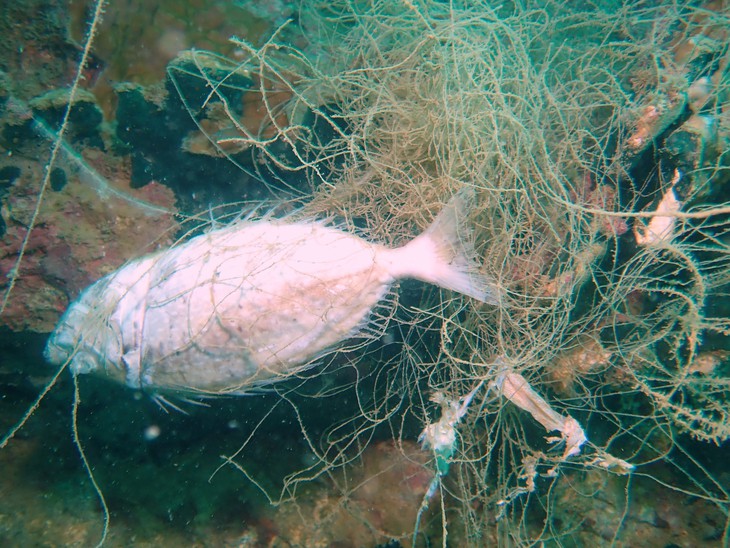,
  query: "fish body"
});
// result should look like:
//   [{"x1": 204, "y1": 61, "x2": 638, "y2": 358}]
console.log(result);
[{"x1": 45, "y1": 191, "x2": 499, "y2": 394}]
